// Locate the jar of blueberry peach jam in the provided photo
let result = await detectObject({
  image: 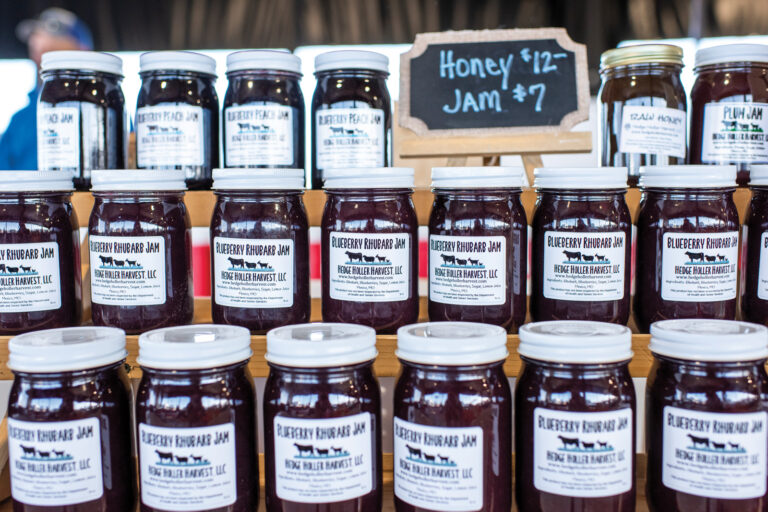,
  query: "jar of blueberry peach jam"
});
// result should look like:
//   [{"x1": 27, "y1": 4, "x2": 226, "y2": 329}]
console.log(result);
[
  {"x1": 264, "y1": 323, "x2": 382, "y2": 511},
  {"x1": 7, "y1": 326, "x2": 135, "y2": 512},
  {"x1": 646, "y1": 319, "x2": 768, "y2": 511},
  {"x1": 742, "y1": 164, "x2": 768, "y2": 325},
  {"x1": 136, "y1": 324, "x2": 258, "y2": 512}
]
